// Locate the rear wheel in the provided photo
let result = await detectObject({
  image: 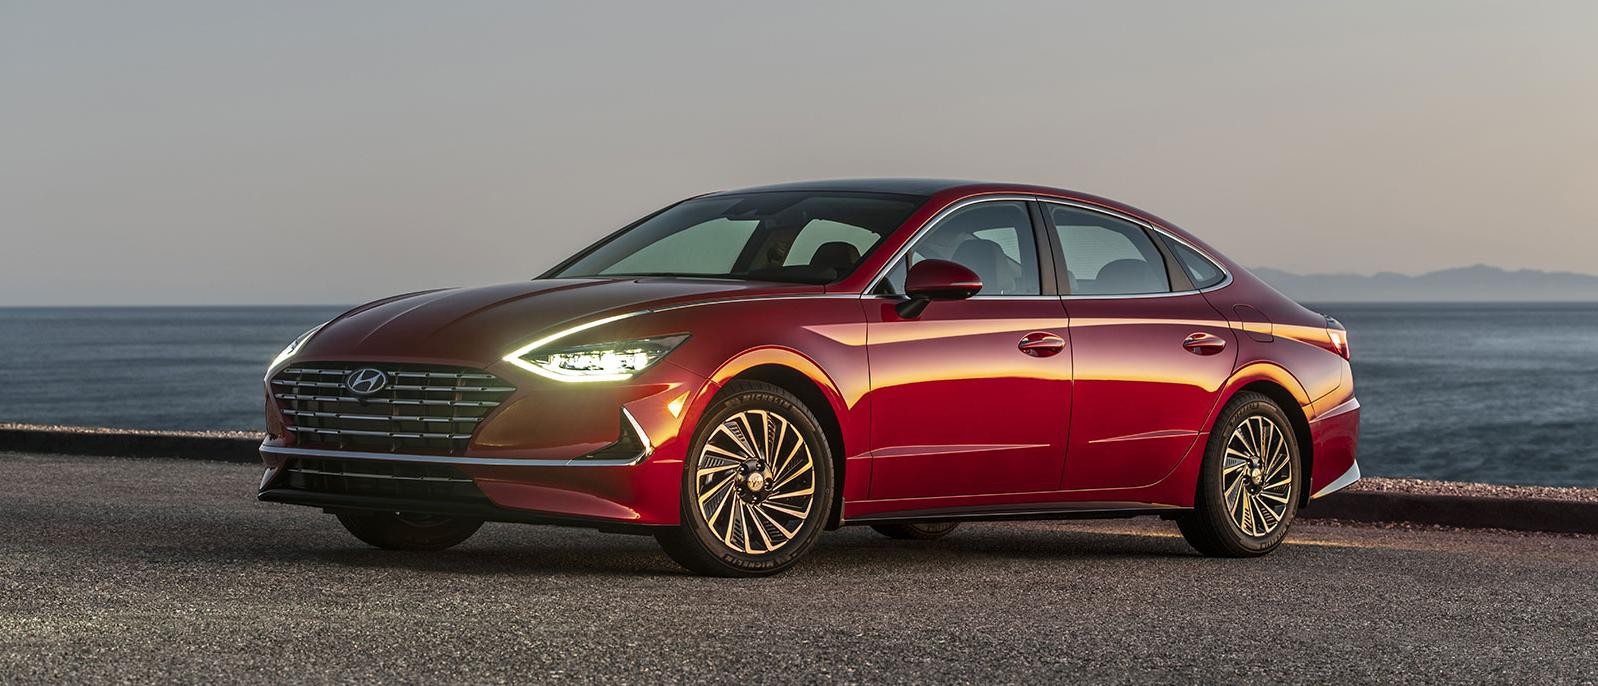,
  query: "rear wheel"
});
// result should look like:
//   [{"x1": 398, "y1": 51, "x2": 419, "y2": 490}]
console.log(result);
[
  {"x1": 654, "y1": 380, "x2": 834, "y2": 577},
  {"x1": 1177, "y1": 391, "x2": 1301, "y2": 557},
  {"x1": 871, "y1": 522, "x2": 961, "y2": 540},
  {"x1": 336, "y1": 511, "x2": 483, "y2": 551}
]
